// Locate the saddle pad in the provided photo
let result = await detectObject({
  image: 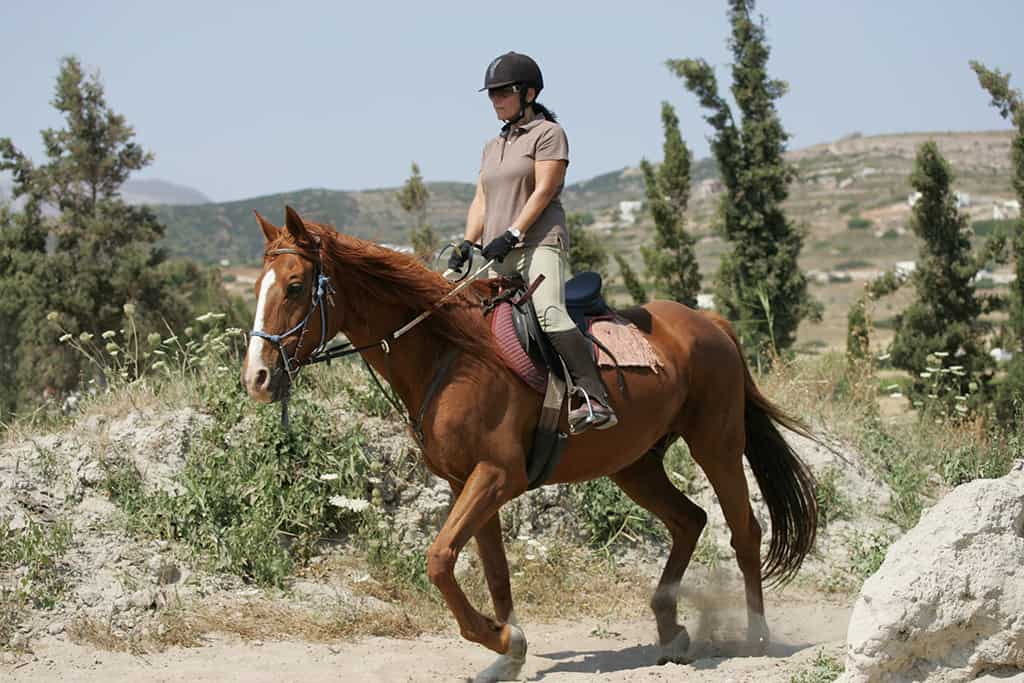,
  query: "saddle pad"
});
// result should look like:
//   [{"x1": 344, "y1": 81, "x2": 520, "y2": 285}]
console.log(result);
[
  {"x1": 491, "y1": 302, "x2": 547, "y2": 394},
  {"x1": 590, "y1": 316, "x2": 663, "y2": 372}
]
